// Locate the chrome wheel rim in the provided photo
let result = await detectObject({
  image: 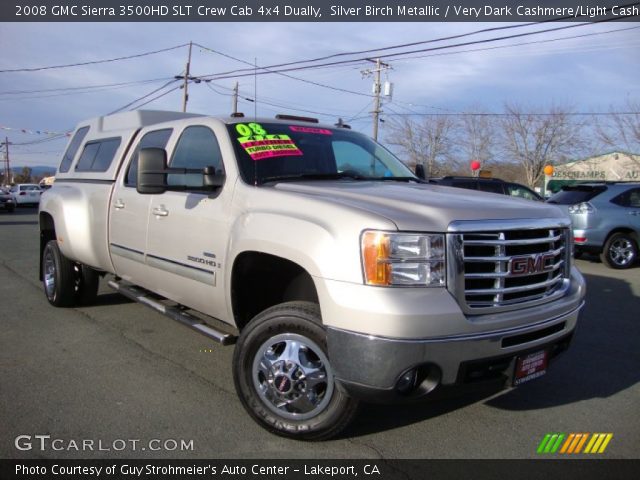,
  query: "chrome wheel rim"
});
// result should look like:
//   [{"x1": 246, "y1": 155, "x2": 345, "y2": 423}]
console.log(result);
[
  {"x1": 252, "y1": 333, "x2": 333, "y2": 421},
  {"x1": 610, "y1": 238, "x2": 635, "y2": 266},
  {"x1": 43, "y1": 248, "x2": 56, "y2": 298}
]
